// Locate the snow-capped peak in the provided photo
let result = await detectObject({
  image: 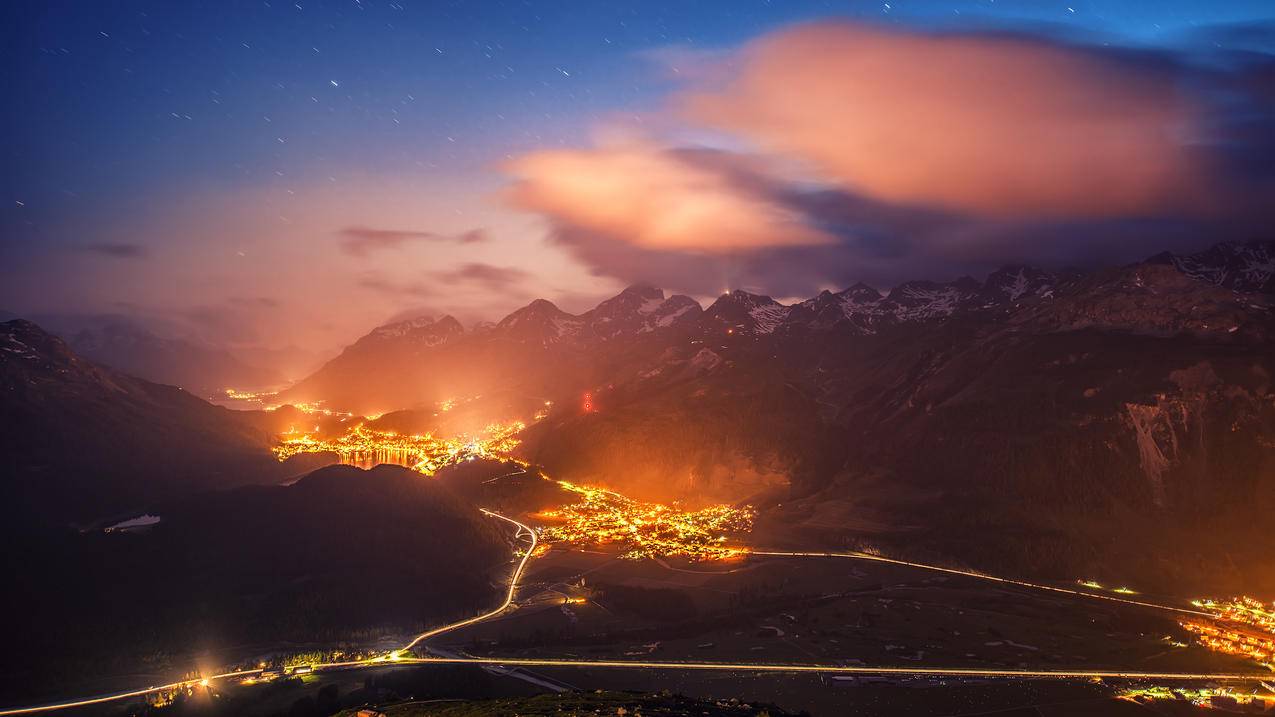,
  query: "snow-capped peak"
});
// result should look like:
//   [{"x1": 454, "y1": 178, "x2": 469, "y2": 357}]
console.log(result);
[{"x1": 369, "y1": 315, "x2": 464, "y2": 342}]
